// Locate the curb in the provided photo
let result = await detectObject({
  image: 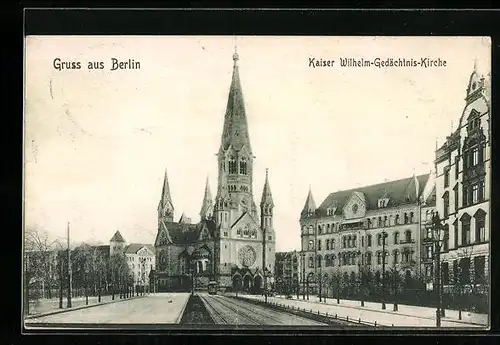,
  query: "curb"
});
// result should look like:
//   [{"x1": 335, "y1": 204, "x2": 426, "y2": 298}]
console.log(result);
[
  {"x1": 25, "y1": 295, "x2": 147, "y2": 320},
  {"x1": 272, "y1": 296, "x2": 487, "y2": 327},
  {"x1": 175, "y1": 294, "x2": 191, "y2": 324}
]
